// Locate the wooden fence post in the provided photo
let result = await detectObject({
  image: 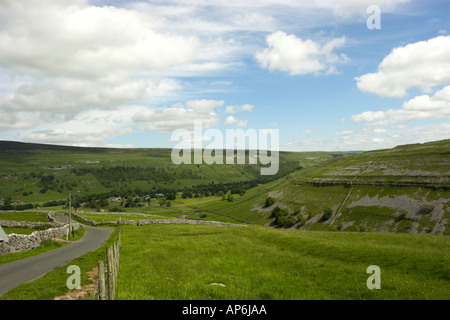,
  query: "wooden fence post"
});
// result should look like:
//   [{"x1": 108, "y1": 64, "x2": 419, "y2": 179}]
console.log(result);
[
  {"x1": 113, "y1": 242, "x2": 117, "y2": 282},
  {"x1": 98, "y1": 260, "x2": 106, "y2": 300},
  {"x1": 107, "y1": 246, "x2": 115, "y2": 300}
]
